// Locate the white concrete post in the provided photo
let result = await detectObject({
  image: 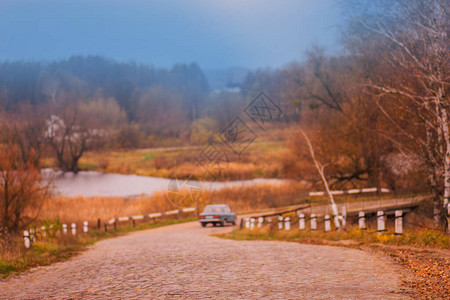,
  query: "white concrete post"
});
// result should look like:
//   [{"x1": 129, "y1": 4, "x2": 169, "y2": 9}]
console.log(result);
[
  {"x1": 267, "y1": 217, "x2": 272, "y2": 224},
  {"x1": 395, "y1": 210, "x2": 403, "y2": 235},
  {"x1": 341, "y1": 206, "x2": 347, "y2": 230},
  {"x1": 324, "y1": 215, "x2": 331, "y2": 232},
  {"x1": 333, "y1": 215, "x2": 340, "y2": 231},
  {"x1": 310, "y1": 214, "x2": 317, "y2": 231},
  {"x1": 245, "y1": 218, "x2": 250, "y2": 229},
  {"x1": 257, "y1": 217, "x2": 264, "y2": 228},
  {"x1": 299, "y1": 213, "x2": 305, "y2": 230},
  {"x1": 49, "y1": 224, "x2": 54, "y2": 235},
  {"x1": 83, "y1": 221, "x2": 88, "y2": 233},
  {"x1": 278, "y1": 216, "x2": 283, "y2": 230},
  {"x1": 250, "y1": 218, "x2": 255, "y2": 230},
  {"x1": 41, "y1": 226, "x2": 46, "y2": 238},
  {"x1": 63, "y1": 224, "x2": 68, "y2": 234},
  {"x1": 377, "y1": 211, "x2": 385, "y2": 234},
  {"x1": 447, "y1": 203, "x2": 450, "y2": 234},
  {"x1": 71, "y1": 223, "x2": 76, "y2": 235},
  {"x1": 29, "y1": 228, "x2": 36, "y2": 242},
  {"x1": 358, "y1": 211, "x2": 366, "y2": 230},
  {"x1": 285, "y1": 217, "x2": 291, "y2": 230},
  {"x1": 23, "y1": 230, "x2": 30, "y2": 248}
]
